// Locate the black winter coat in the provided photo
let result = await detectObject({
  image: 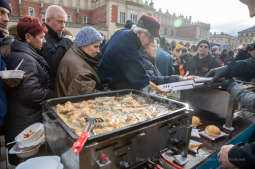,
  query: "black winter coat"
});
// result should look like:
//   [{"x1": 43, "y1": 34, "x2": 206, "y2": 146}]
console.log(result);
[
  {"x1": 6, "y1": 40, "x2": 53, "y2": 140},
  {"x1": 41, "y1": 25, "x2": 72, "y2": 89},
  {"x1": 186, "y1": 54, "x2": 220, "y2": 76},
  {"x1": 235, "y1": 49, "x2": 250, "y2": 61},
  {"x1": 227, "y1": 57, "x2": 255, "y2": 80},
  {"x1": 220, "y1": 54, "x2": 234, "y2": 65},
  {"x1": 225, "y1": 58, "x2": 255, "y2": 168},
  {"x1": 227, "y1": 82, "x2": 255, "y2": 169},
  {"x1": 141, "y1": 52, "x2": 179, "y2": 85}
]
